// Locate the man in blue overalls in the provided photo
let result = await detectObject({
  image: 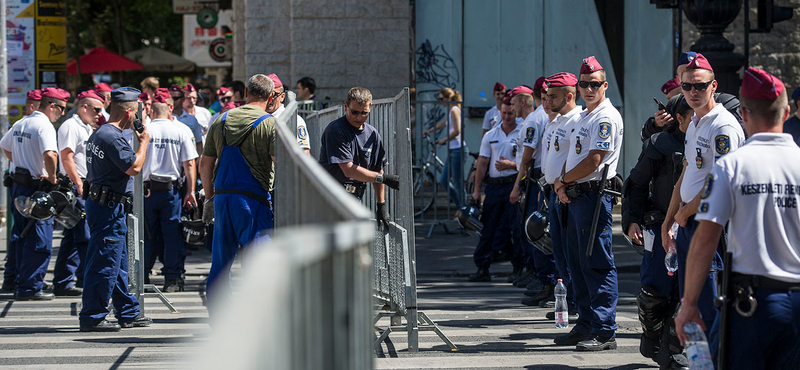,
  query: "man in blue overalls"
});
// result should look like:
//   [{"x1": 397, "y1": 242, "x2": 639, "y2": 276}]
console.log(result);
[
  {"x1": 80, "y1": 87, "x2": 152, "y2": 332},
  {"x1": 200, "y1": 74, "x2": 277, "y2": 314},
  {"x1": 0, "y1": 87, "x2": 68, "y2": 300}
]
